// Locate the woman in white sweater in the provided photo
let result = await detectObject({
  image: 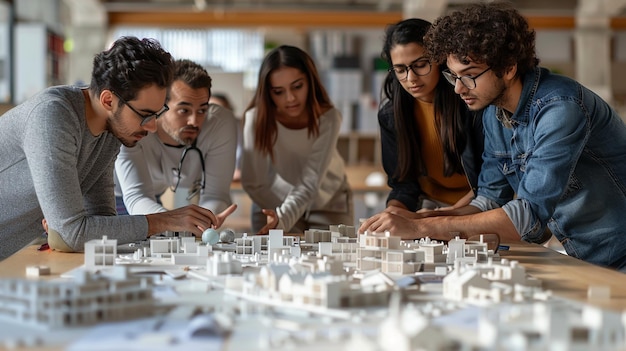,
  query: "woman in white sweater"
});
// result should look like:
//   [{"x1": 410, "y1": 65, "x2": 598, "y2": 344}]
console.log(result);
[{"x1": 241, "y1": 45, "x2": 353, "y2": 234}]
